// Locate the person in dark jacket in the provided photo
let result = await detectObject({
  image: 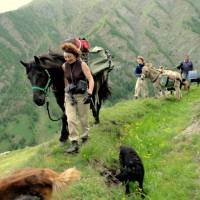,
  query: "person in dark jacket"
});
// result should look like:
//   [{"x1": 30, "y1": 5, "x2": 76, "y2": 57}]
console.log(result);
[
  {"x1": 177, "y1": 54, "x2": 193, "y2": 79},
  {"x1": 134, "y1": 56, "x2": 148, "y2": 99}
]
